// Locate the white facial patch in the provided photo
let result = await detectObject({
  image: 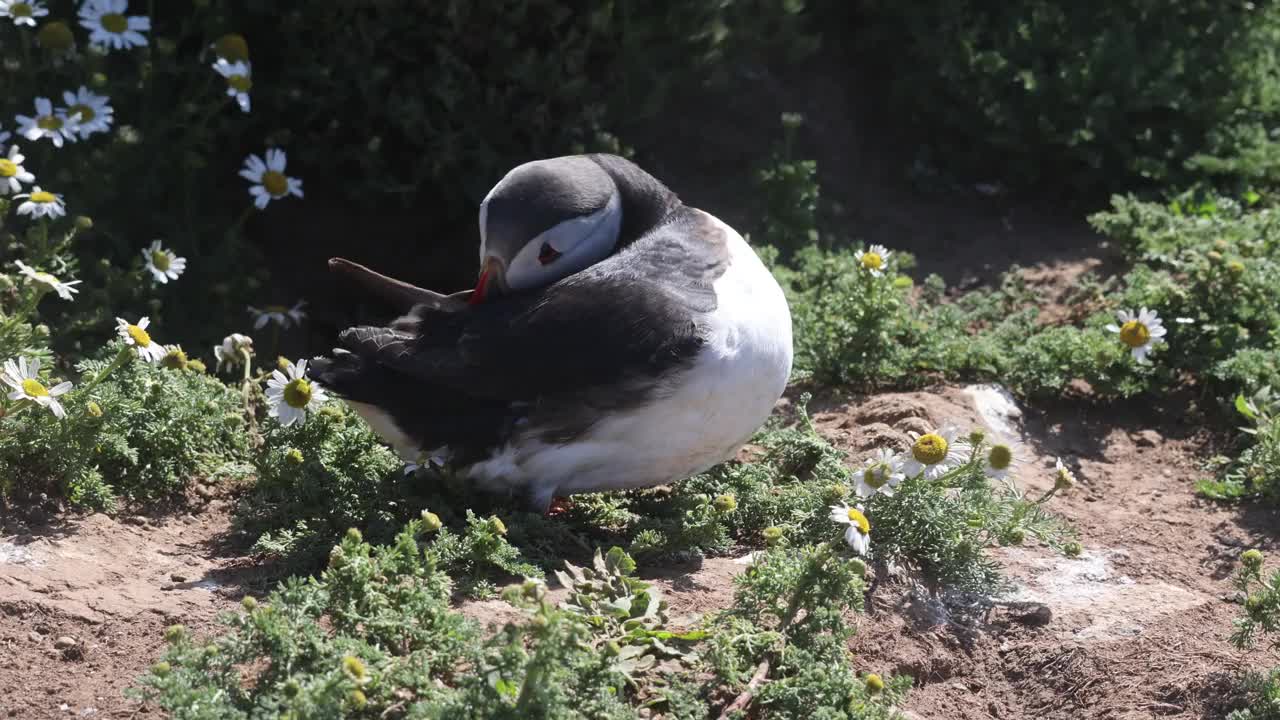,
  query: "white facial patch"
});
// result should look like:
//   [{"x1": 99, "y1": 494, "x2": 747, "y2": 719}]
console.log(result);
[{"x1": 503, "y1": 191, "x2": 622, "y2": 292}]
